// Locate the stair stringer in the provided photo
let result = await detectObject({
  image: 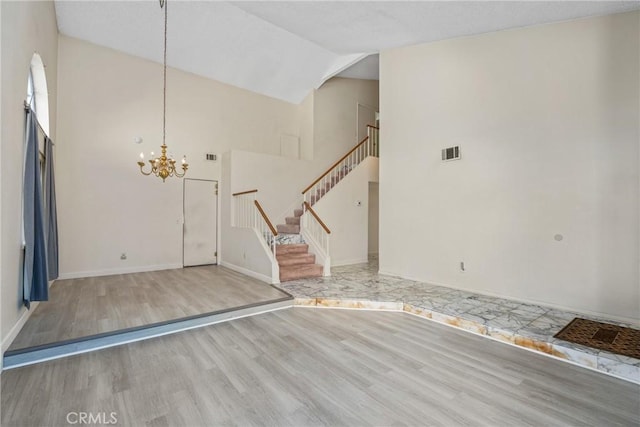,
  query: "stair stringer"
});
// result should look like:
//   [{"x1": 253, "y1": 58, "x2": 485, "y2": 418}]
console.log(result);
[
  {"x1": 254, "y1": 228, "x2": 280, "y2": 285},
  {"x1": 300, "y1": 224, "x2": 331, "y2": 277}
]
